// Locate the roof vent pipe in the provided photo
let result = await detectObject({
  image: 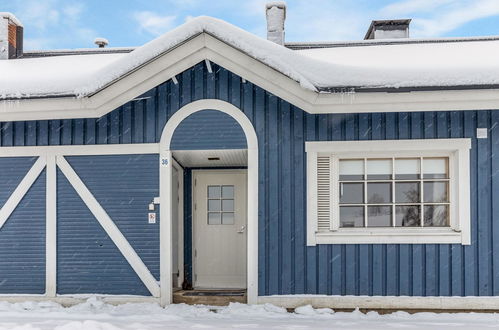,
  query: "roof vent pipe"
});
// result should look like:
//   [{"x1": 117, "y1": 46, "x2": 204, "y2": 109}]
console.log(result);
[
  {"x1": 0, "y1": 12, "x2": 23, "y2": 60},
  {"x1": 265, "y1": 2, "x2": 286, "y2": 45},
  {"x1": 94, "y1": 37, "x2": 109, "y2": 48}
]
